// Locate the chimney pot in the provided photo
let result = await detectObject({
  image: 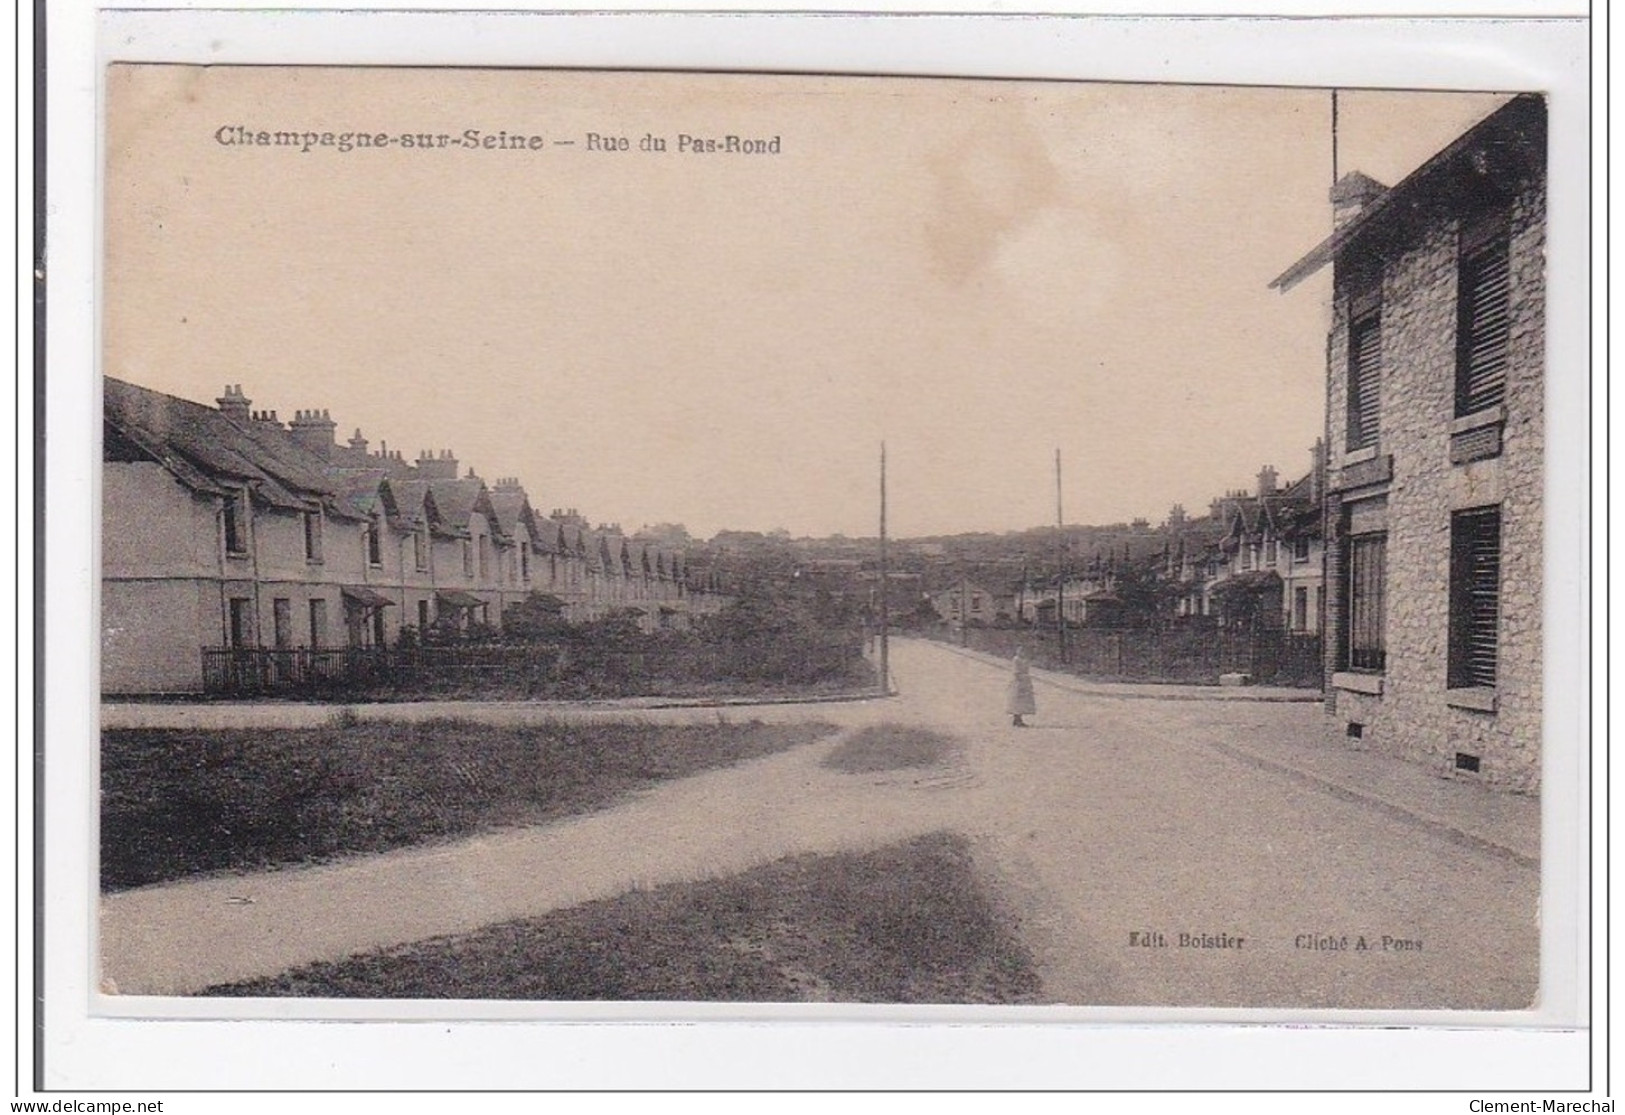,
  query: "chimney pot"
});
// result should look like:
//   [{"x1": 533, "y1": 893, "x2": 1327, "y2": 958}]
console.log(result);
[{"x1": 1330, "y1": 171, "x2": 1388, "y2": 228}]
